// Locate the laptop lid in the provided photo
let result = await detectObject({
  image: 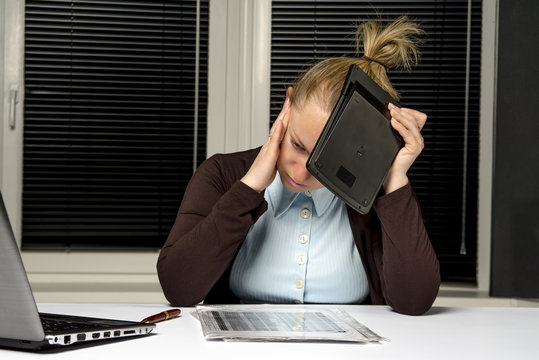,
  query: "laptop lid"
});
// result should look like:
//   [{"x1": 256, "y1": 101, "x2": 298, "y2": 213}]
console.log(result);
[
  {"x1": 0, "y1": 194, "x2": 45, "y2": 343},
  {"x1": 306, "y1": 64, "x2": 403, "y2": 214},
  {"x1": 0, "y1": 193, "x2": 155, "y2": 350}
]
